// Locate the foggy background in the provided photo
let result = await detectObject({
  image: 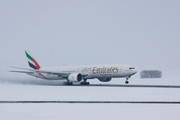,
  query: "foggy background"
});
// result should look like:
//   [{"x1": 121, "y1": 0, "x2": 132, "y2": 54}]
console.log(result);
[{"x1": 0, "y1": 0, "x2": 180, "y2": 79}]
